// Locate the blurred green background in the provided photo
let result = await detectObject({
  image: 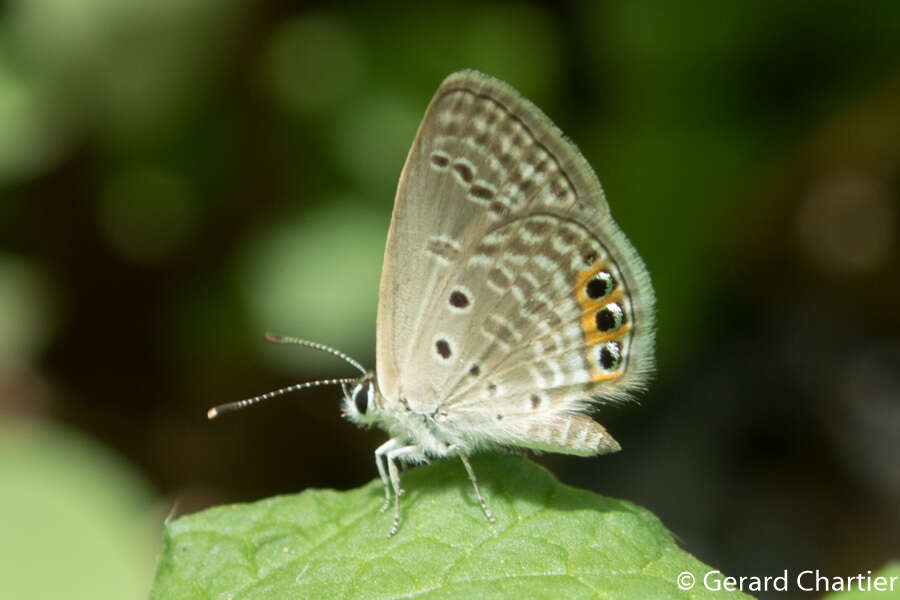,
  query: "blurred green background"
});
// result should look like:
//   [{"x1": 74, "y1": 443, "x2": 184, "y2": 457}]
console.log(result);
[{"x1": 1, "y1": 1, "x2": 898, "y2": 598}]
